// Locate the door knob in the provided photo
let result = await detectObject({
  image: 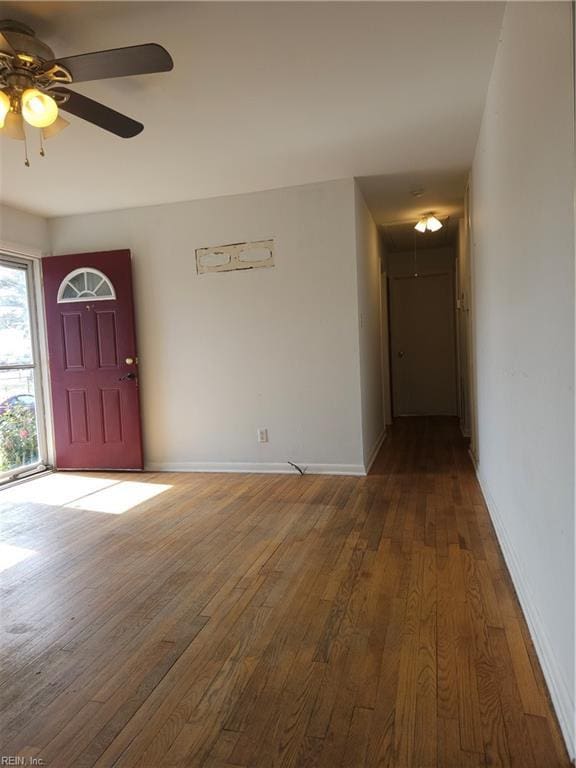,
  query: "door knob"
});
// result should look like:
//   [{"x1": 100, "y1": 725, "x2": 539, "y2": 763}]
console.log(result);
[
  {"x1": 119, "y1": 372, "x2": 137, "y2": 381},
  {"x1": 398, "y1": 351, "x2": 404, "y2": 358}
]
